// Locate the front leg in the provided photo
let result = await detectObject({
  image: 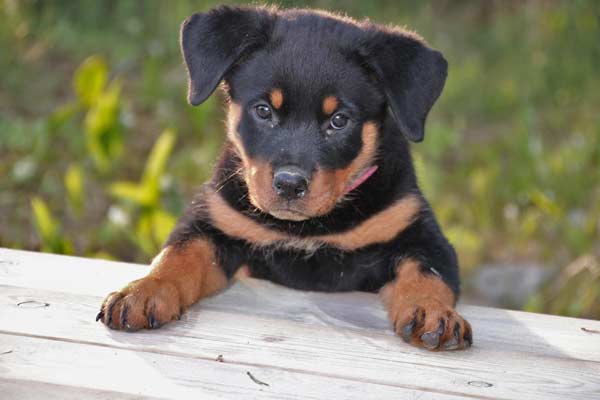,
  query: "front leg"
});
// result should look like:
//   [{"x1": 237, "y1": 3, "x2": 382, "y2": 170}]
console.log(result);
[
  {"x1": 381, "y1": 259, "x2": 473, "y2": 351},
  {"x1": 97, "y1": 238, "x2": 228, "y2": 331}
]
